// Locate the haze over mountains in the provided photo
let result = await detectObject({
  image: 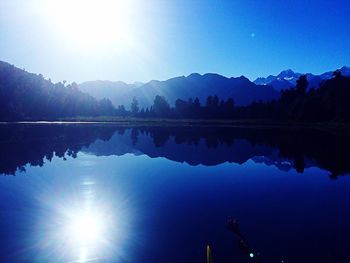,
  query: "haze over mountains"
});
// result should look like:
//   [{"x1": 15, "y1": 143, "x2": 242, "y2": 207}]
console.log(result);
[
  {"x1": 78, "y1": 66, "x2": 350, "y2": 108},
  {"x1": 0, "y1": 60, "x2": 116, "y2": 120},
  {"x1": 79, "y1": 73, "x2": 280, "y2": 108}
]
